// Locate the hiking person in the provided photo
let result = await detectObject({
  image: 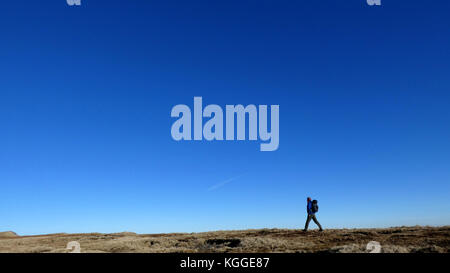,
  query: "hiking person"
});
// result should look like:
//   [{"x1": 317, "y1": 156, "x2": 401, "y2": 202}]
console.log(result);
[{"x1": 303, "y1": 197, "x2": 323, "y2": 232}]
